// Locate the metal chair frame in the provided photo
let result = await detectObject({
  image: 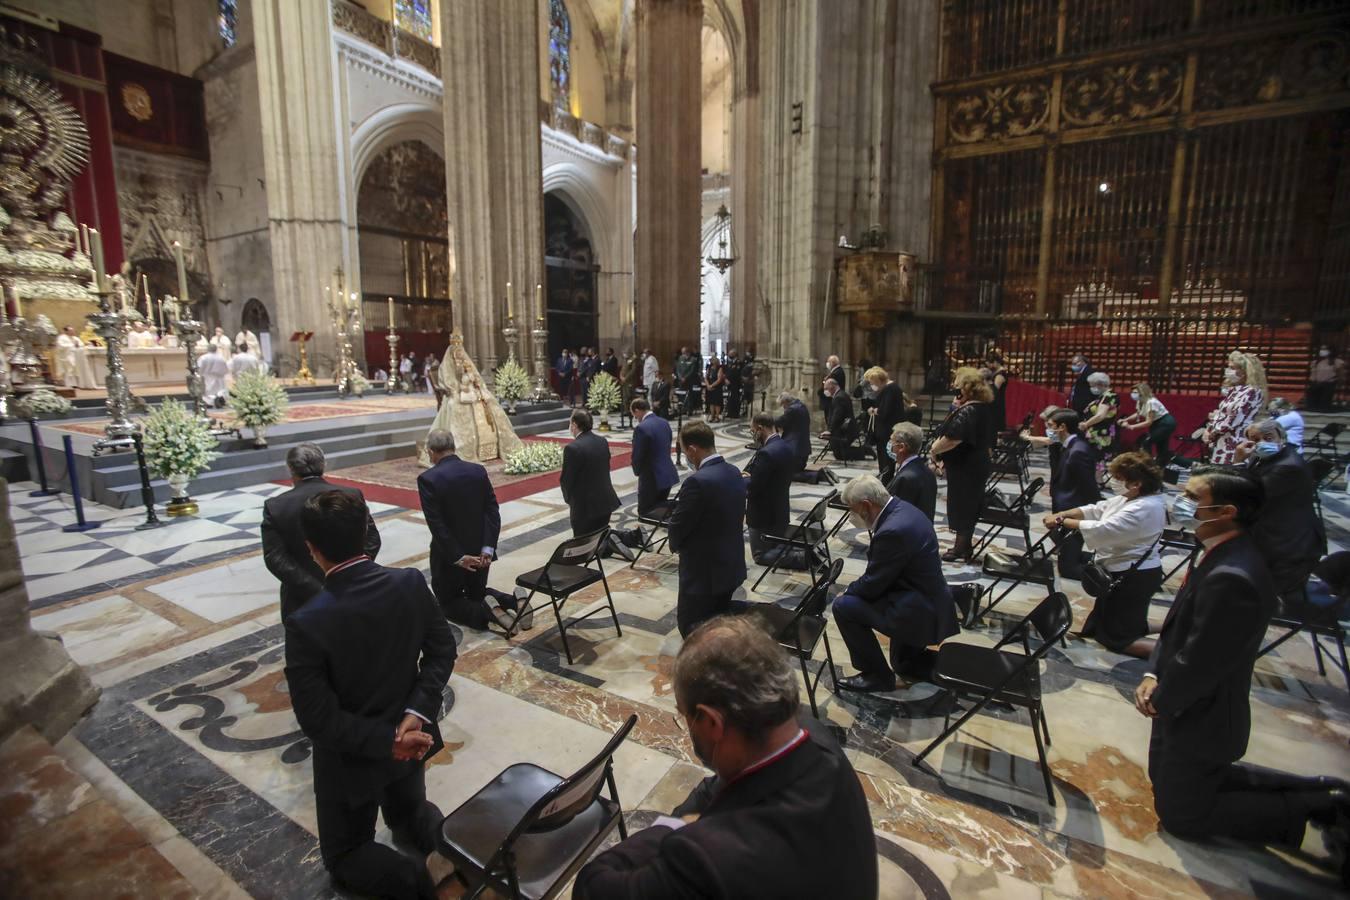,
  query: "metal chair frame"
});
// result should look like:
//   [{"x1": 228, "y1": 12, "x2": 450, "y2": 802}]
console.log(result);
[
  {"x1": 511, "y1": 529, "x2": 621, "y2": 665},
  {"x1": 971, "y1": 476, "x2": 1045, "y2": 558},
  {"x1": 627, "y1": 495, "x2": 678, "y2": 570},
  {"x1": 973, "y1": 526, "x2": 1061, "y2": 624},
  {"x1": 751, "y1": 491, "x2": 837, "y2": 592},
  {"x1": 747, "y1": 558, "x2": 845, "y2": 718}
]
